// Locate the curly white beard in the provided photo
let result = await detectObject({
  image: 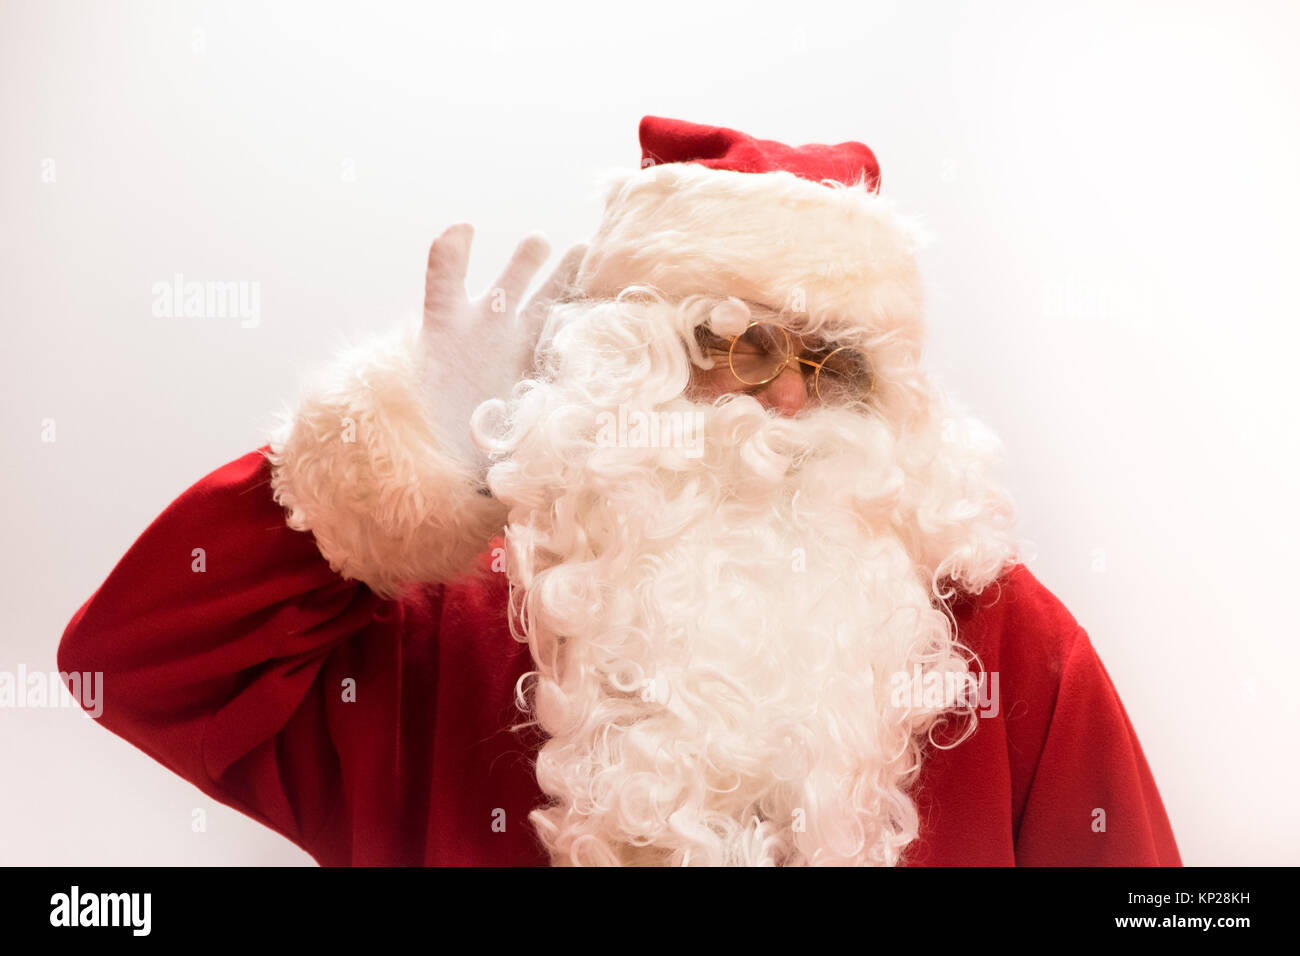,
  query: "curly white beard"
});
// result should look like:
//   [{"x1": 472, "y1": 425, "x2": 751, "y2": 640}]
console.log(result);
[{"x1": 479, "y1": 292, "x2": 1021, "y2": 866}]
